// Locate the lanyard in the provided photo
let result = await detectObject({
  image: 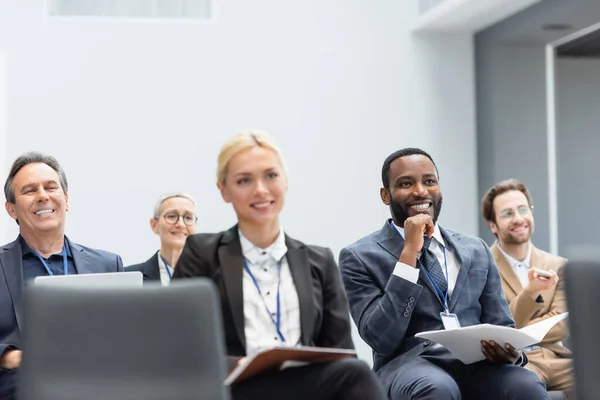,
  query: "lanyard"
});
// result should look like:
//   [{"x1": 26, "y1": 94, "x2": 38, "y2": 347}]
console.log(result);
[
  {"x1": 32, "y1": 246, "x2": 68, "y2": 276},
  {"x1": 160, "y1": 256, "x2": 172, "y2": 279},
  {"x1": 243, "y1": 258, "x2": 286, "y2": 343},
  {"x1": 390, "y1": 223, "x2": 451, "y2": 313},
  {"x1": 421, "y1": 250, "x2": 450, "y2": 314}
]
